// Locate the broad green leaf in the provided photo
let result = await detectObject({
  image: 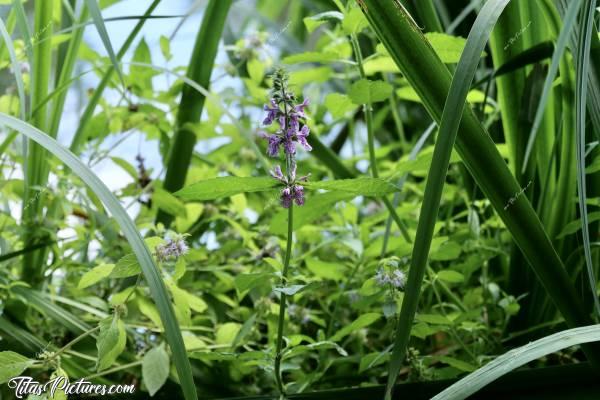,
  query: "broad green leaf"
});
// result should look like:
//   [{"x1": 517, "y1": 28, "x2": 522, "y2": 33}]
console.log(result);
[
  {"x1": 154, "y1": 187, "x2": 187, "y2": 218},
  {"x1": 0, "y1": 351, "x2": 34, "y2": 383},
  {"x1": 343, "y1": 6, "x2": 368, "y2": 34},
  {"x1": 330, "y1": 313, "x2": 381, "y2": 342},
  {"x1": 143, "y1": 344, "x2": 170, "y2": 396},
  {"x1": 325, "y1": 93, "x2": 356, "y2": 119},
  {"x1": 430, "y1": 241, "x2": 462, "y2": 261},
  {"x1": 305, "y1": 257, "x2": 345, "y2": 281},
  {"x1": 416, "y1": 313, "x2": 451, "y2": 325},
  {"x1": 437, "y1": 270, "x2": 465, "y2": 284},
  {"x1": 175, "y1": 176, "x2": 279, "y2": 201},
  {"x1": 425, "y1": 32, "x2": 469, "y2": 64},
  {"x1": 131, "y1": 38, "x2": 154, "y2": 91},
  {"x1": 111, "y1": 253, "x2": 141, "y2": 278},
  {"x1": 234, "y1": 272, "x2": 273, "y2": 294},
  {"x1": 78, "y1": 263, "x2": 115, "y2": 289},
  {"x1": 110, "y1": 157, "x2": 138, "y2": 179},
  {"x1": 96, "y1": 315, "x2": 126, "y2": 371},
  {"x1": 305, "y1": 178, "x2": 398, "y2": 196},
  {"x1": 289, "y1": 66, "x2": 332, "y2": 86},
  {"x1": 159, "y1": 35, "x2": 172, "y2": 61},
  {"x1": 437, "y1": 356, "x2": 476, "y2": 372},
  {"x1": 303, "y1": 11, "x2": 343, "y2": 33},
  {"x1": 247, "y1": 58, "x2": 265, "y2": 83},
  {"x1": 273, "y1": 284, "x2": 306, "y2": 296},
  {"x1": 216, "y1": 323, "x2": 241, "y2": 346},
  {"x1": 348, "y1": 79, "x2": 393, "y2": 104}
]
